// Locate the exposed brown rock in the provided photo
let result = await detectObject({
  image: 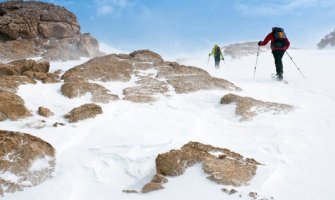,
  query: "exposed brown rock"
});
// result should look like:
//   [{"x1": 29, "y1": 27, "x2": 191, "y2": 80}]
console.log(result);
[
  {"x1": 157, "y1": 62, "x2": 241, "y2": 93},
  {"x1": 61, "y1": 50, "x2": 240, "y2": 103},
  {"x1": 142, "y1": 141, "x2": 260, "y2": 193},
  {"x1": 0, "y1": 76, "x2": 35, "y2": 93},
  {"x1": 129, "y1": 50, "x2": 164, "y2": 64},
  {"x1": 0, "y1": 130, "x2": 55, "y2": 196},
  {"x1": 0, "y1": 59, "x2": 58, "y2": 92},
  {"x1": 38, "y1": 107, "x2": 54, "y2": 117},
  {"x1": 249, "y1": 192, "x2": 259, "y2": 199},
  {"x1": 220, "y1": 93, "x2": 294, "y2": 121},
  {"x1": 142, "y1": 182, "x2": 164, "y2": 193},
  {"x1": 65, "y1": 103, "x2": 103, "y2": 123},
  {"x1": 61, "y1": 81, "x2": 118, "y2": 103},
  {"x1": 53, "y1": 122, "x2": 65, "y2": 127},
  {"x1": 61, "y1": 54, "x2": 133, "y2": 82},
  {"x1": 0, "y1": 1, "x2": 101, "y2": 61},
  {"x1": 123, "y1": 77, "x2": 169, "y2": 103},
  {"x1": 0, "y1": 90, "x2": 32, "y2": 121}
]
